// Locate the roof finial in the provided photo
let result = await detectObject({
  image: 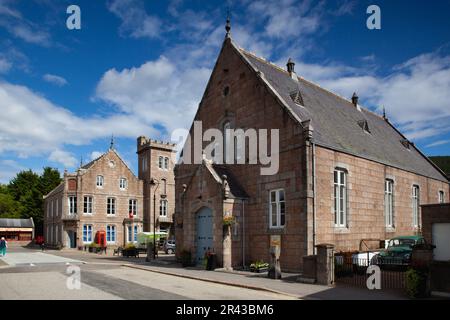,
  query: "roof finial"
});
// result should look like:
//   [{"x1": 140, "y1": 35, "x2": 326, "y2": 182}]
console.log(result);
[
  {"x1": 225, "y1": 9, "x2": 231, "y2": 38},
  {"x1": 80, "y1": 155, "x2": 83, "y2": 167},
  {"x1": 110, "y1": 134, "x2": 114, "y2": 150},
  {"x1": 382, "y1": 106, "x2": 386, "y2": 119}
]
